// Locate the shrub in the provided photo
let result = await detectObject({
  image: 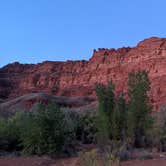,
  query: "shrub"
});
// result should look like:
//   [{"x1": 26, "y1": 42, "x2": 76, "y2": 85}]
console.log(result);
[
  {"x1": 79, "y1": 149, "x2": 120, "y2": 166},
  {"x1": 0, "y1": 112, "x2": 23, "y2": 151},
  {"x1": 118, "y1": 144, "x2": 131, "y2": 161},
  {"x1": 138, "y1": 150, "x2": 153, "y2": 160},
  {"x1": 62, "y1": 111, "x2": 78, "y2": 156},
  {"x1": 151, "y1": 107, "x2": 166, "y2": 151},
  {"x1": 20, "y1": 103, "x2": 68, "y2": 155},
  {"x1": 76, "y1": 114, "x2": 97, "y2": 144}
]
